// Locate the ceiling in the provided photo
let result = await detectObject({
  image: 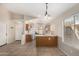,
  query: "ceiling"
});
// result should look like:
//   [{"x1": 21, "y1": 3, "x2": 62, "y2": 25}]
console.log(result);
[{"x1": 2, "y1": 3, "x2": 77, "y2": 19}]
